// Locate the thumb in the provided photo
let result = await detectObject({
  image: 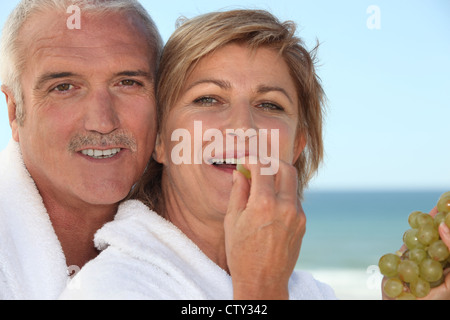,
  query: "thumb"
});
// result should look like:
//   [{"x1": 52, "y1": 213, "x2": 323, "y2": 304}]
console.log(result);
[
  {"x1": 226, "y1": 170, "x2": 250, "y2": 220},
  {"x1": 439, "y1": 222, "x2": 450, "y2": 249}
]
